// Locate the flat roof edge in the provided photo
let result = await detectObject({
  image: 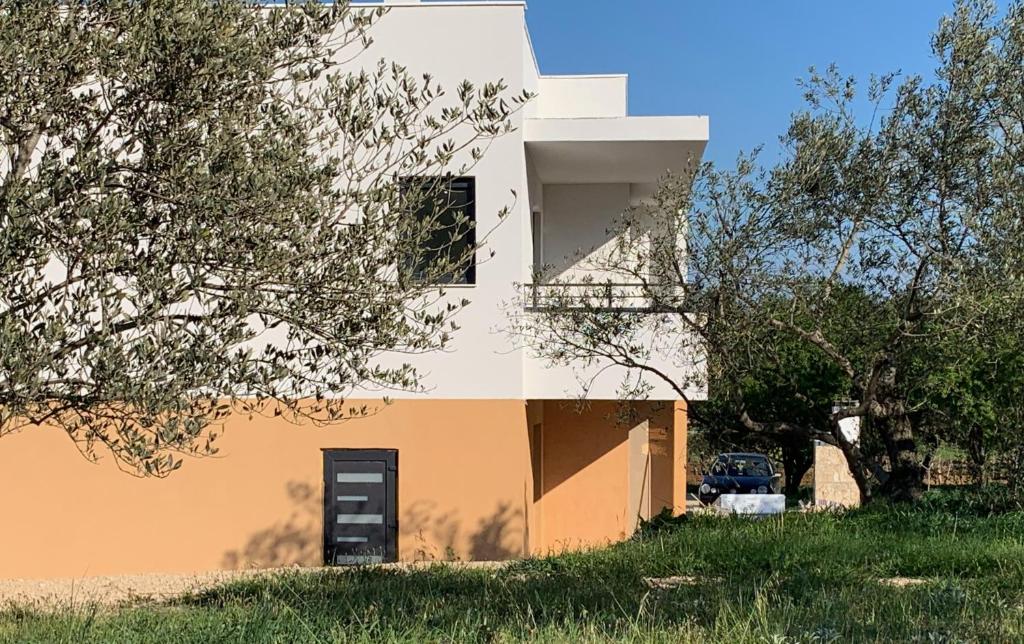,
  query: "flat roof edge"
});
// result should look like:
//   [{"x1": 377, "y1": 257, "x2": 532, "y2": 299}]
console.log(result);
[
  {"x1": 525, "y1": 115, "x2": 710, "y2": 143},
  {"x1": 526, "y1": 115, "x2": 709, "y2": 126},
  {"x1": 539, "y1": 74, "x2": 629, "y2": 80},
  {"x1": 531, "y1": 115, "x2": 710, "y2": 122},
  {"x1": 348, "y1": 2, "x2": 526, "y2": 7}
]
